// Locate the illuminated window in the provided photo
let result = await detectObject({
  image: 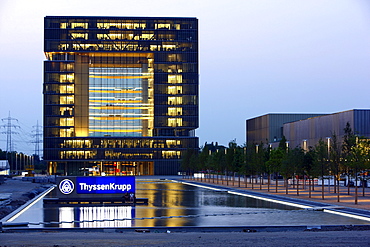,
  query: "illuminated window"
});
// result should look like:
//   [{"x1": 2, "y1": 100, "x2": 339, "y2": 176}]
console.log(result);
[
  {"x1": 168, "y1": 118, "x2": 182, "y2": 127},
  {"x1": 162, "y1": 44, "x2": 176, "y2": 50},
  {"x1": 60, "y1": 23, "x2": 68, "y2": 29},
  {"x1": 71, "y1": 23, "x2": 88, "y2": 29},
  {"x1": 61, "y1": 63, "x2": 74, "y2": 71},
  {"x1": 162, "y1": 151, "x2": 181, "y2": 158},
  {"x1": 168, "y1": 74, "x2": 182, "y2": 84},
  {"x1": 60, "y1": 107, "x2": 73, "y2": 116},
  {"x1": 167, "y1": 86, "x2": 182, "y2": 94},
  {"x1": 168, "y1": 107, "x2": 182, "y2": 116},
  {"x1": 97, "y1": 22, "x2": 146, "y2": 29},
  {"x1": 60, "y1": 74, "x2": 74, "y2": 83},
  {"x1": 166, "y1": 140, "x2": 181, "y2": 147},
  {"x1": 60, "y1": 85, "x2": 74, "y2": 94},
  {"x1": 71, "y1": 33, "x2": 88, "y2": 40},
  {"x1": 174, "y1": 24, "x2": 180, "y2": 30},
  {"x1": 59, "y1": 44, "x2": 69, "y2": 50},
  {"x1": 168, "y1": 97, "x2": 182, "y2": 105},
  {"x1": 60, "y1": 128, "x2": 74, "y2": 137},
  {"x1": 60, "y1": 118, "x2": 74, "y2": 126},
  {"x1": 155, "y1": 23, "x2": 171, "y2": 29},
  {"x1": 60, "y1": 96, "x2": 74, "y2": 104}
]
